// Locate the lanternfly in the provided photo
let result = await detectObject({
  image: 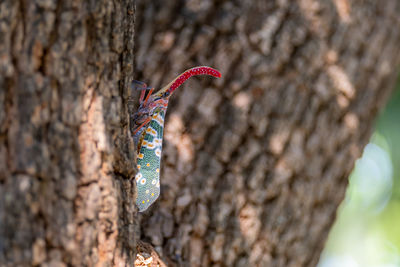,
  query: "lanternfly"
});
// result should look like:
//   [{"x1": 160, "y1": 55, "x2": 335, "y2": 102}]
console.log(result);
[{"x1": 131, "y1": 66, "x2": 221, "y2": 211}]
